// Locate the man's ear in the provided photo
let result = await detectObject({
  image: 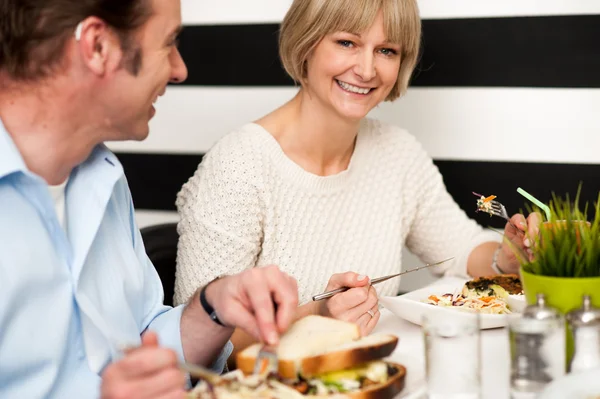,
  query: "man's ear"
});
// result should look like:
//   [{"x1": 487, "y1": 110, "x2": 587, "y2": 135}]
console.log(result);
[{"x1": 74, "y1": 17, "x2": 124, "y2": 76}]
